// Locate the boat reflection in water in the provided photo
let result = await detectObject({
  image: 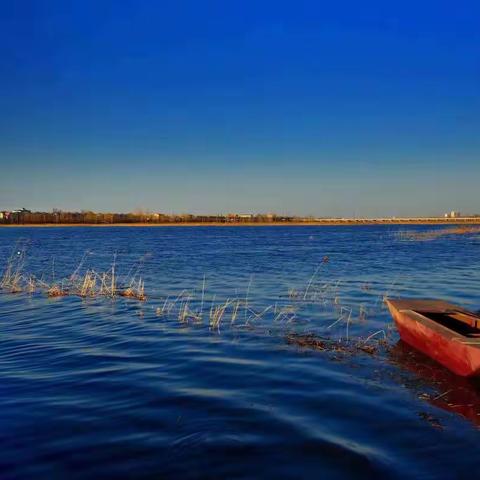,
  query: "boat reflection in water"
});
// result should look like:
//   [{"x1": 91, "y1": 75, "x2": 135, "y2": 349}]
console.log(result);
[{"x1": 389, "y1": 341, "x2": 480, "y2": 426}]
